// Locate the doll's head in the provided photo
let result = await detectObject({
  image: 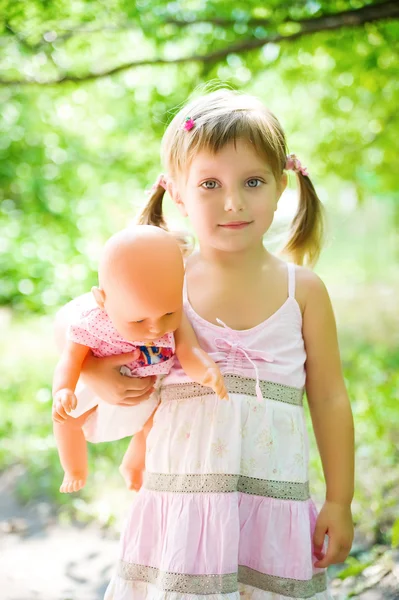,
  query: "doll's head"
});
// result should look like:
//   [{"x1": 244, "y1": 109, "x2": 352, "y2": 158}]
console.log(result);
[{"x1": 92, "y1": 225, "x2": 184, "y2": 342}]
